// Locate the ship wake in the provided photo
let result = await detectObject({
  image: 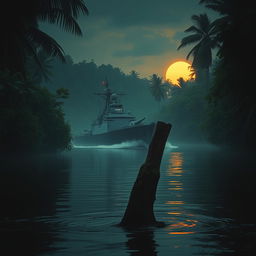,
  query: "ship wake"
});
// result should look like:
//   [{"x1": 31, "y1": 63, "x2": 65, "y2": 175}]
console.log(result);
[
  {"x1": 72, "y1": 140, "x2": 147, "y2": 149},
  {"x1": 72, "y1": 140, "x2": 178, "y2": 149}
]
